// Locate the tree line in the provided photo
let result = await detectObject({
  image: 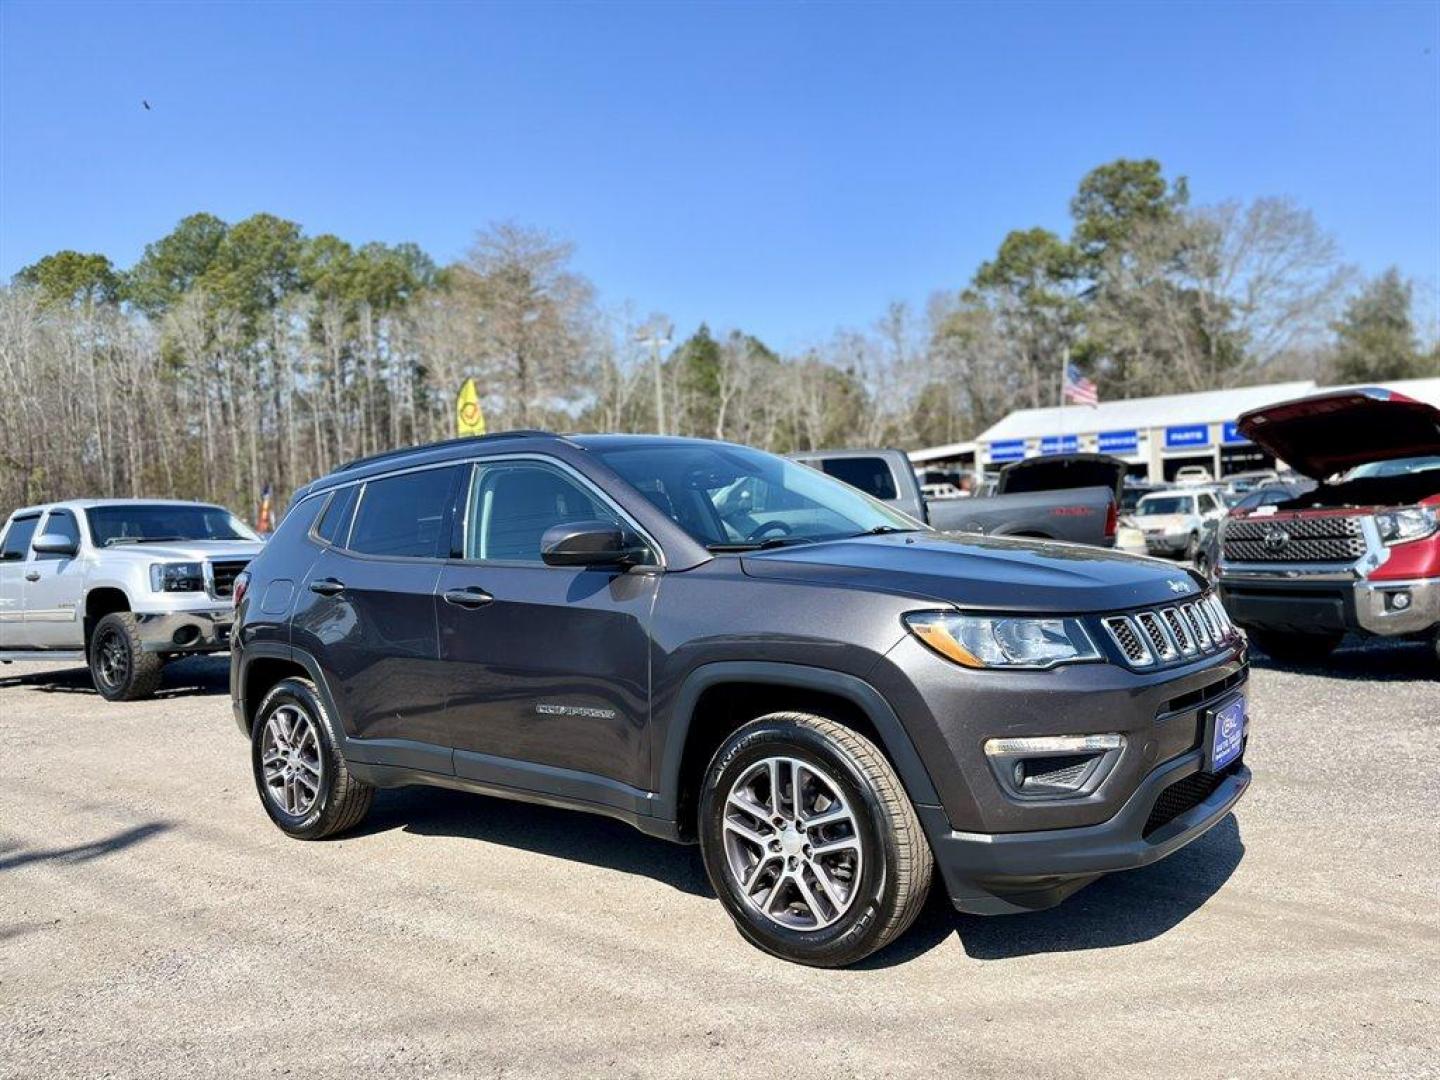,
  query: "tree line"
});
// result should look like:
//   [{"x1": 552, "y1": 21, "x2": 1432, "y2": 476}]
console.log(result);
[{"x1": 2, "y1": 158, "x2": 1435, "y2": 517}]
